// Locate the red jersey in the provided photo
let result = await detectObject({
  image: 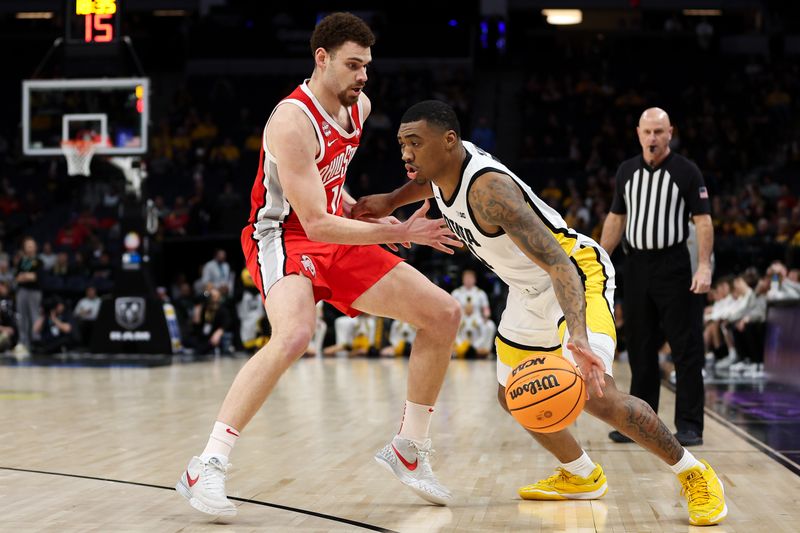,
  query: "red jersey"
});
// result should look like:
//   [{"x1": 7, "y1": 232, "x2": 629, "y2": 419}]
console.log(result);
[{"x1": 246, "y1": 80, "x2": 364, "y2": 239}]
